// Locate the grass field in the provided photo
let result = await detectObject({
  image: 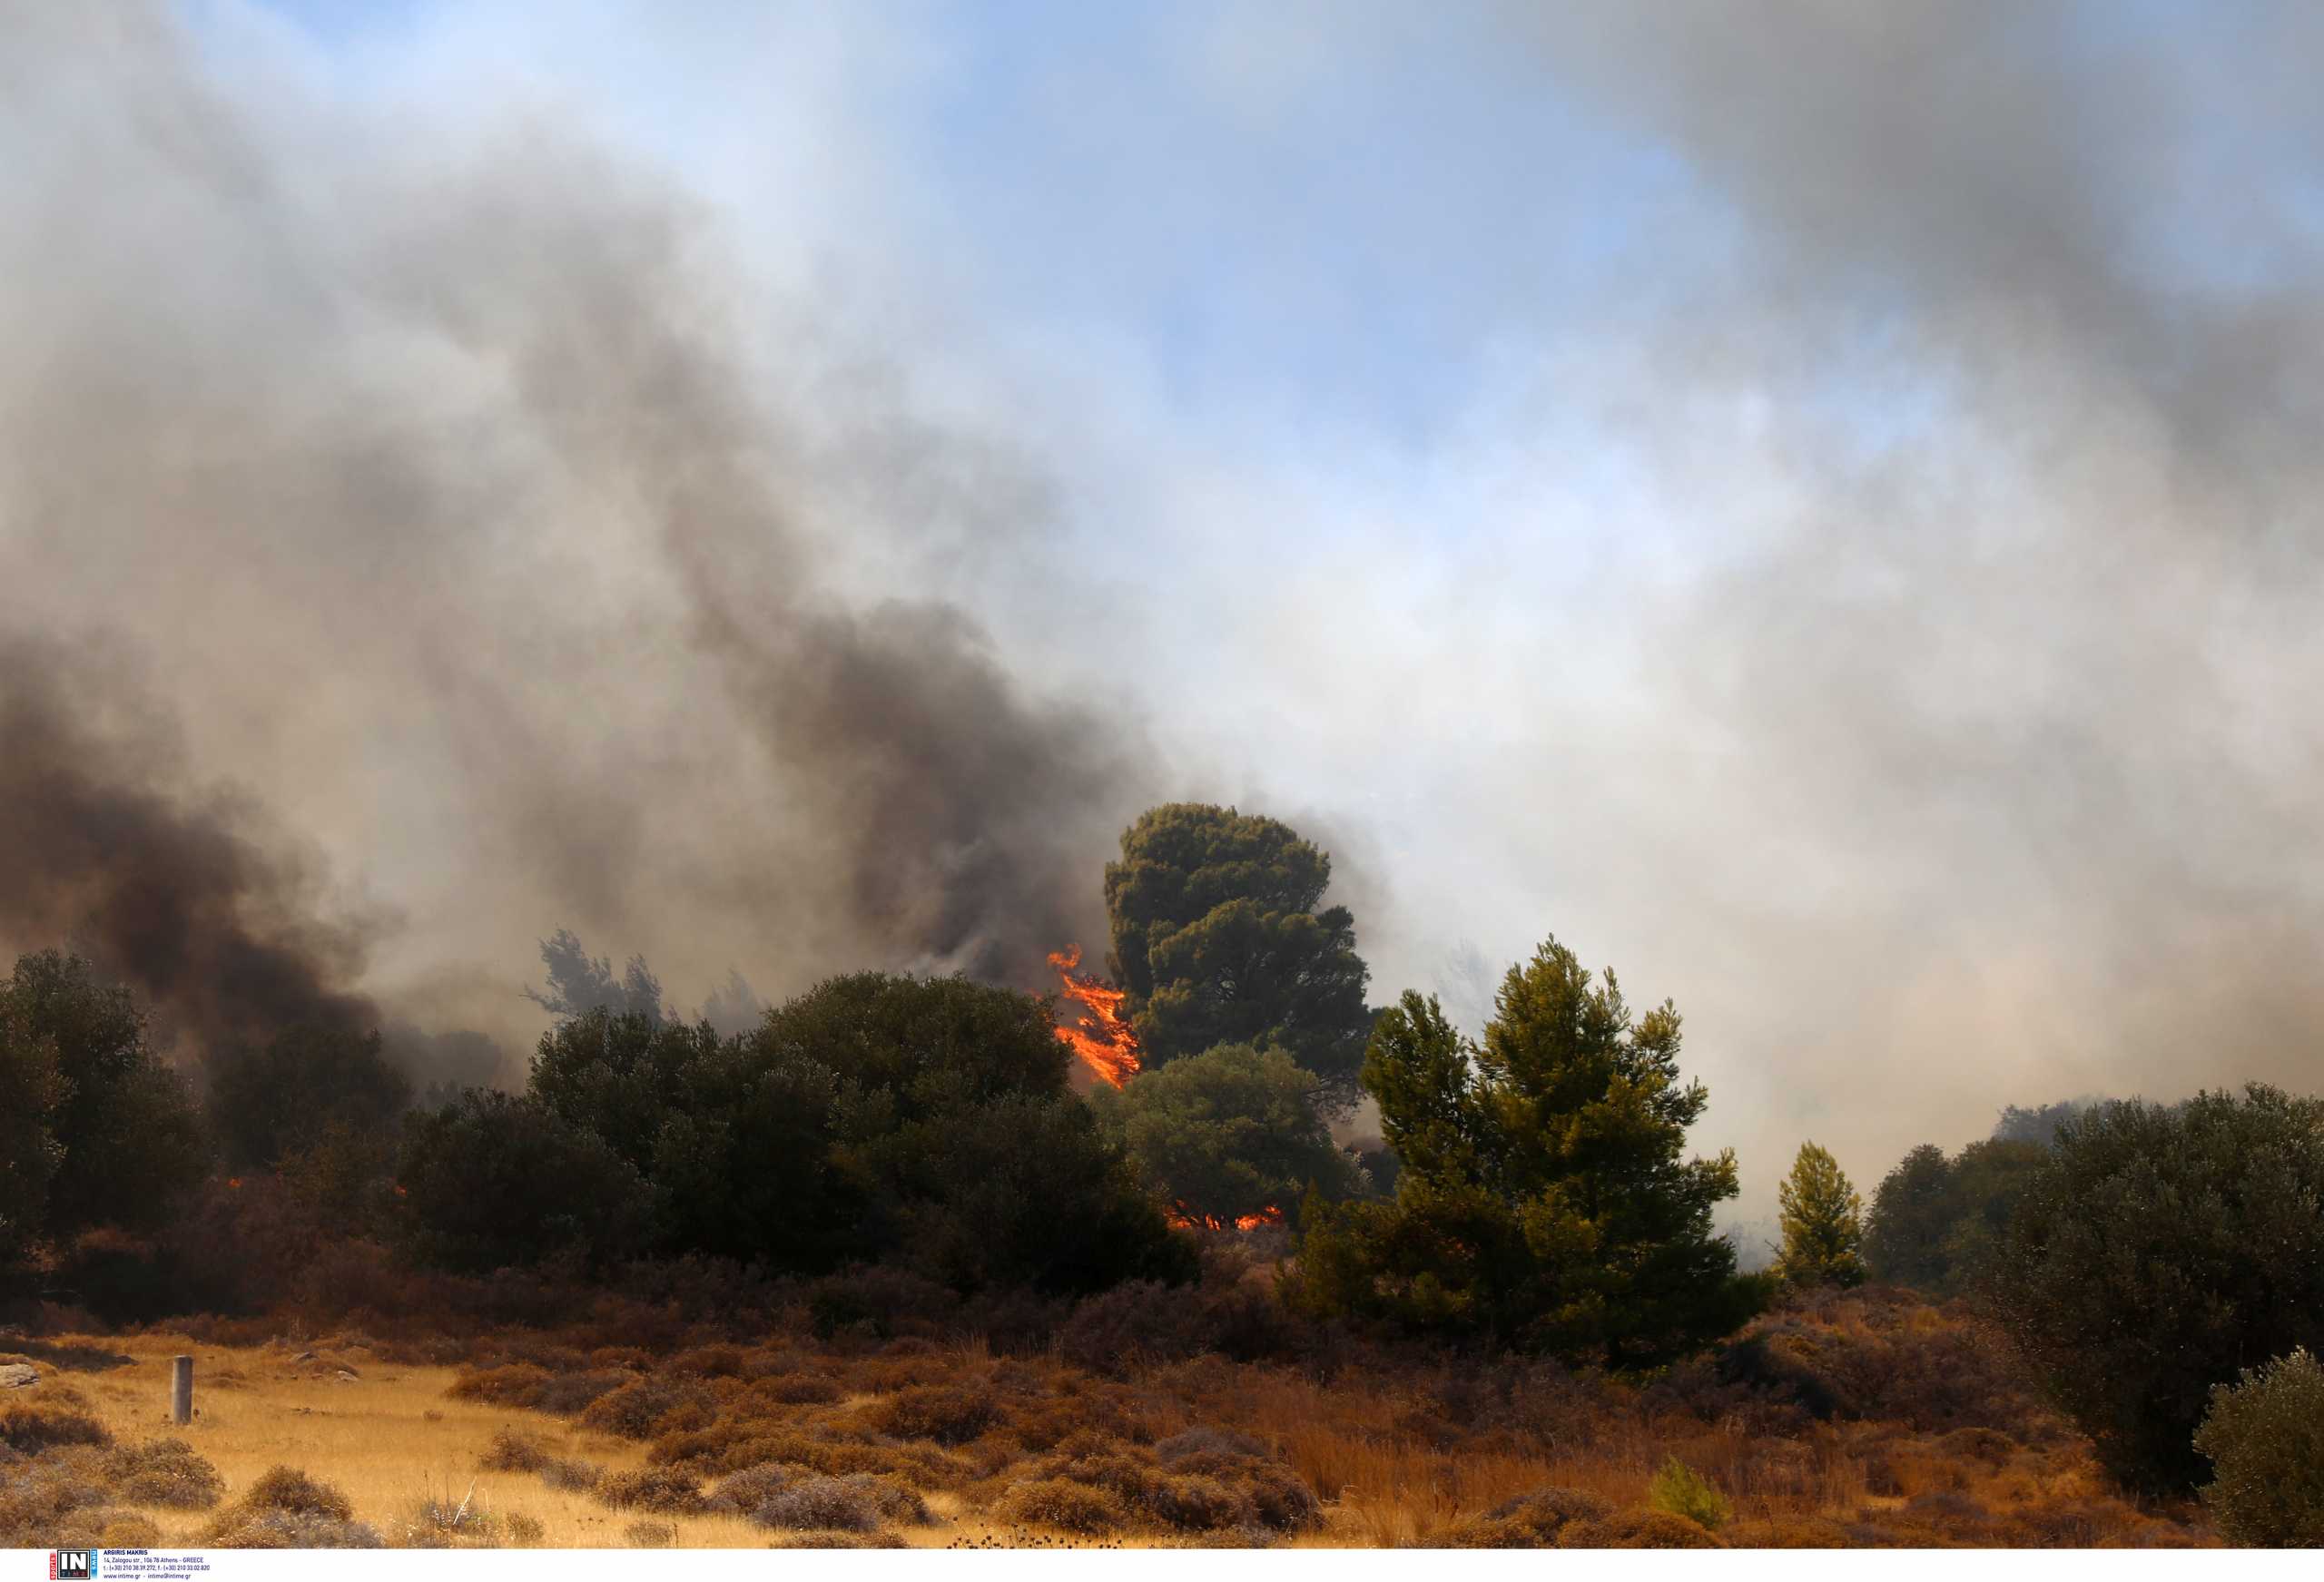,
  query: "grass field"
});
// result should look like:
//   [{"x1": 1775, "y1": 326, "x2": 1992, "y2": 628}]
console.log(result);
[{"x1": 0, "y1": 1284, "x2": 2218, "y2": 1548}]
